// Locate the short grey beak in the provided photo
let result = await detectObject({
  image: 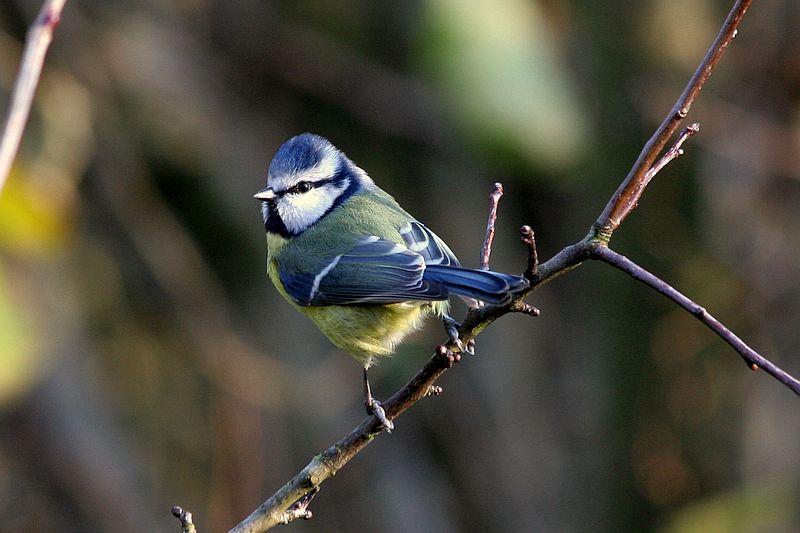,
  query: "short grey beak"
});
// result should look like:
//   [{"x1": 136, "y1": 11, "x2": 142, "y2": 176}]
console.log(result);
[{"x1": 254, "y1": 187, "x2": 276, "y2": 200}]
